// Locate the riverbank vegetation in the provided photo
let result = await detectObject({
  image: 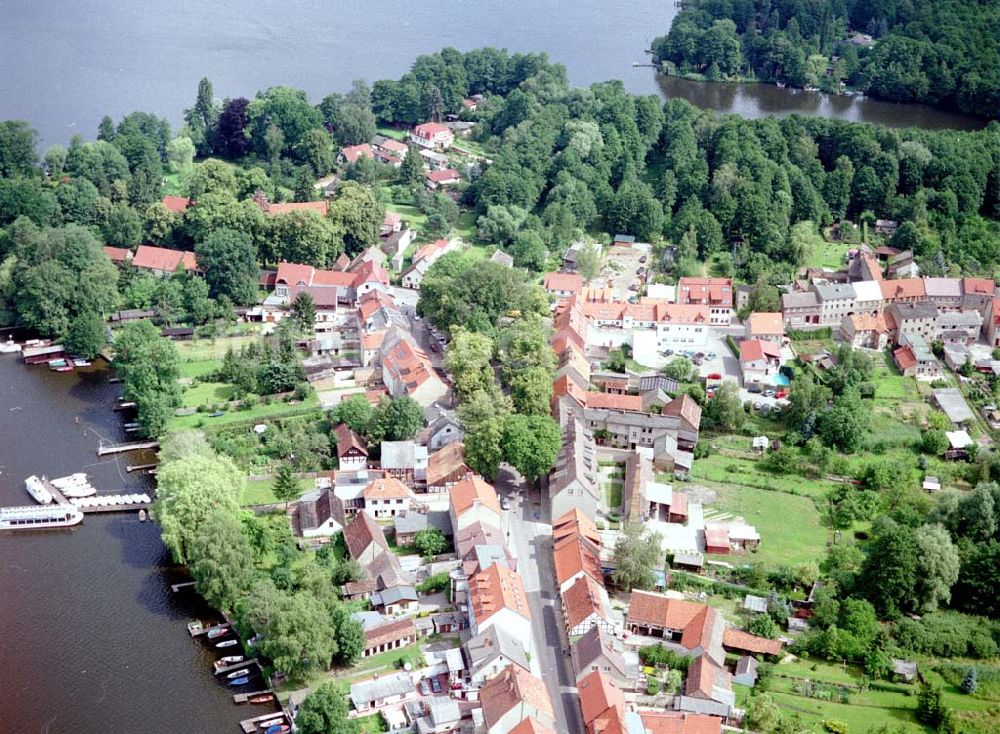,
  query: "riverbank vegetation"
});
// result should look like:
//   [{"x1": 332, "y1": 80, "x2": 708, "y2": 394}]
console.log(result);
[{"x1": 652, "y1": 0, "x2": 1000, "y2": 120}]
